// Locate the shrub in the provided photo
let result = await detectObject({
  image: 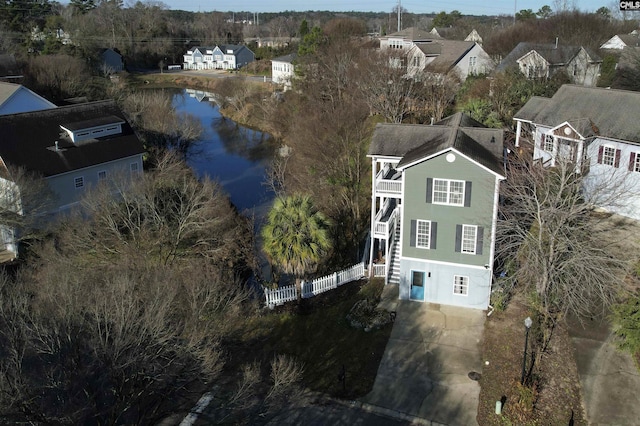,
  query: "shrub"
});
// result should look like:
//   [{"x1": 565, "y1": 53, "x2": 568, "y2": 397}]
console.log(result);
[{"x1": 611, "y1": 294, "x2": 640, "y2": 365}]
